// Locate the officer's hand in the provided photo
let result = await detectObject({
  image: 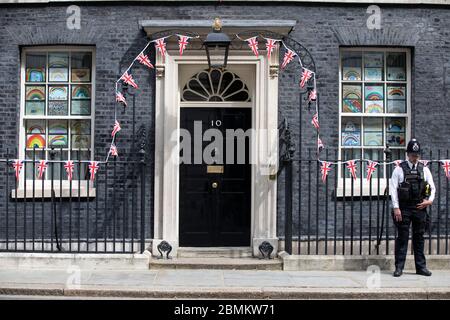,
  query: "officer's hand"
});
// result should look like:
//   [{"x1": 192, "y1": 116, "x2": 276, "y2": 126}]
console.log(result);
[
  {"x1": 417, "y1": 200, "x2": 432, "y2": 210},
  {"x1": 393, "y1": 208, "x2": 402, "y2": 222}
]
